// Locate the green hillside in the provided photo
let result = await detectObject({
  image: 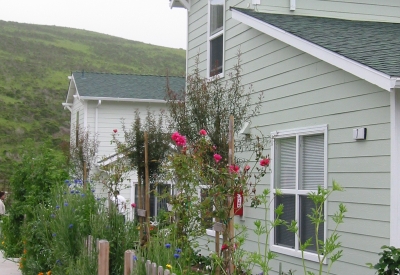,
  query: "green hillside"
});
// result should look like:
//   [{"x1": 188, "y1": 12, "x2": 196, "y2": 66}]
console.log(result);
[{"x1": 0, "y1": 20, "x2": 186, "y2": 189}]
